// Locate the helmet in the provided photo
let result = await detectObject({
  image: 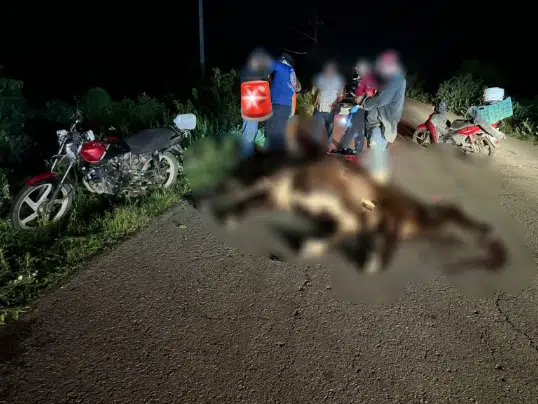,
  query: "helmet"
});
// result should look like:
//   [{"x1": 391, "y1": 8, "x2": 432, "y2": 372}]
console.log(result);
[
  {"x1": 437, "y1": 100, "x2": 448, "y2": 114},
  {"x1": 279, "y1": 53, "x2": 294, "y2": 66}
]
